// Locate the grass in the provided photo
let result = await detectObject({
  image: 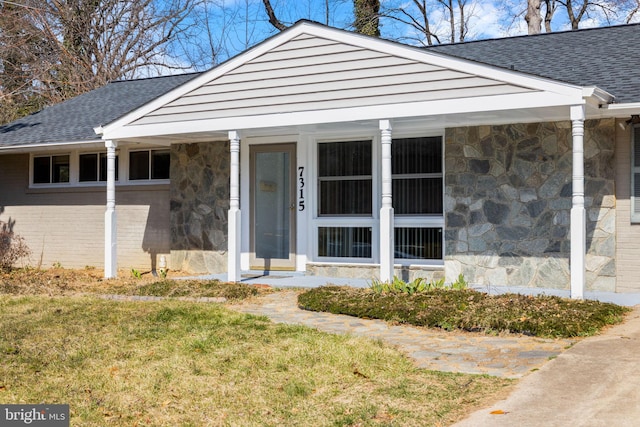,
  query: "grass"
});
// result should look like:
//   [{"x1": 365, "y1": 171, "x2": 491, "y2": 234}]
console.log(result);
[
  {"x1": 0, "y1": 296, "x2": 512, "y2": 426},
  {"x1": 298, "y1": 286, "x2": 631, "y2": 338},
  {"x1": 0, "y1": 268, "x2": 261, "y2": 300}
]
